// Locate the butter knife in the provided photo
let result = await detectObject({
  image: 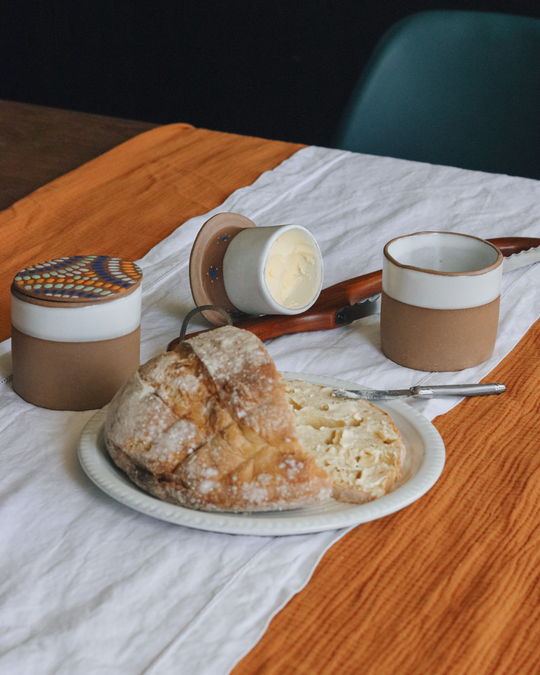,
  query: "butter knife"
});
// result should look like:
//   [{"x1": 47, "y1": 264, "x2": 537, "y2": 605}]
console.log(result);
[{"x1": 333, "y1": 383, "x2": 506, "y2": 401}]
